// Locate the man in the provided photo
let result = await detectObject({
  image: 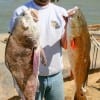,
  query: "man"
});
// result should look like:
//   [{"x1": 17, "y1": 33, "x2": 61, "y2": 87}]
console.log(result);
[{"x1": 9, "y1": 0, "x2": 76, "y2": 100}]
